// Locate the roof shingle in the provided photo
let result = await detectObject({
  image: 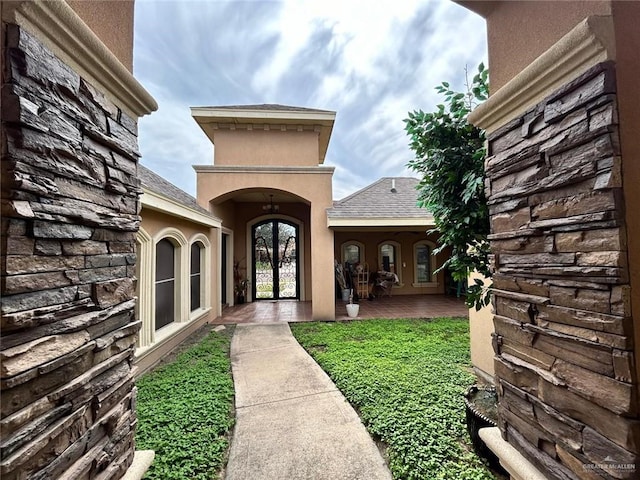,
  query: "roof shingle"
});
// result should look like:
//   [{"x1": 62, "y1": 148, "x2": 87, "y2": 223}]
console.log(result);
[
  {"x1": 139, "y1": 164, "x2": 212, "y2": 216},
  {"x1": 328, "y1": 177, "x2": 429, "y2": 218}
]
